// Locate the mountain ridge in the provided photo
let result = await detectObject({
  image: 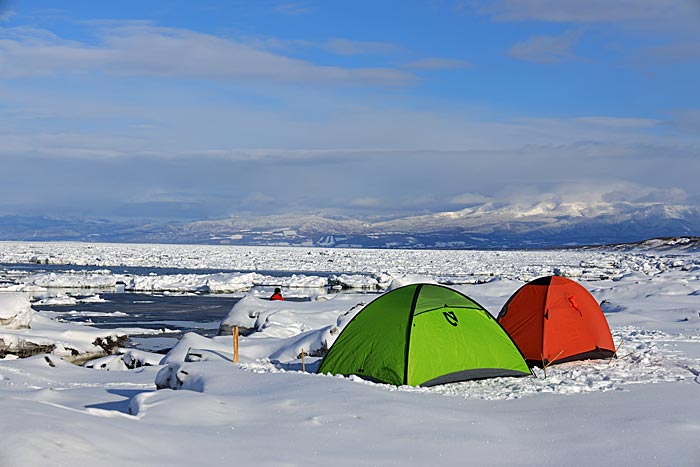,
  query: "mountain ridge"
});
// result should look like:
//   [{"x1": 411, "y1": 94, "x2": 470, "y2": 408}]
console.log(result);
[{"x1": 0, "y1": 201, "x2": 698, "y2": 249}]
